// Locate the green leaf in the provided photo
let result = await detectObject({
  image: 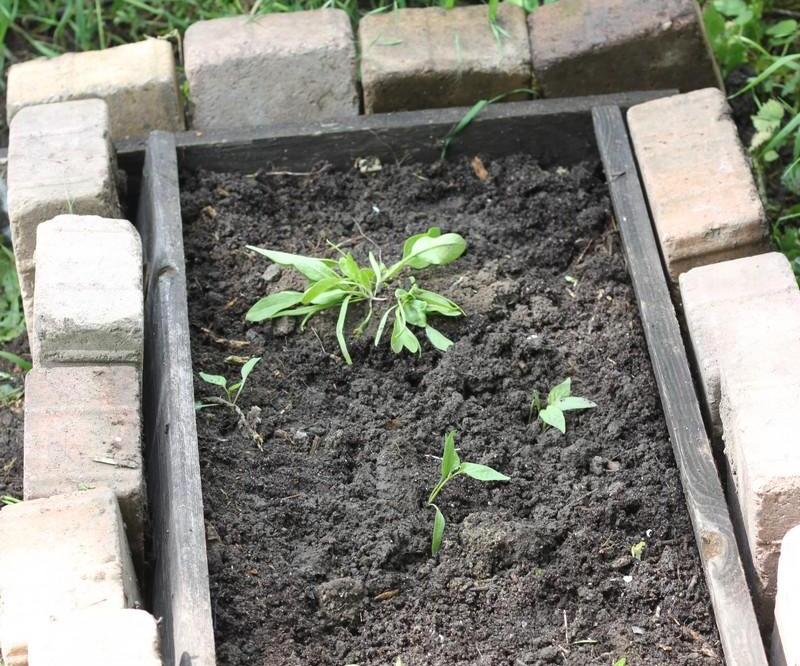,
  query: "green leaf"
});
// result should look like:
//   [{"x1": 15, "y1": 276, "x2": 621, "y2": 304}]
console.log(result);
[
  {"x1": 402, "y1": 227, "x2": 441, "y2": 260},
  {"x1": 403, "y1": 298, "x2": 428, "y2": 327},
  {"x1": 547, "y1": 378, "x2": 571, "y2": 404},
  {"x1": 240, "y1": 357, "x2": 261, "y2": 382},
  {"x1": 302, "y1": 277, "x2": 342, "y2": 304},
  {"x1": 440, "y1": 431, "x2": 461, "y2": 478},
  {"x1": 374, "y1": 306, "x2": 395, "y2": 346},
  {"x1": 613, "y1": 659, "x2": 627, "y2": 666},
  {"x1": 539, "y1": 405, "x2": 566, "y2": 433},
  {"x1": 336, "y1": 296, "x2": 353, "y2": 365},
  {"x1": 425, "y1": 325, "x2": 453, "y2": 351},
  {"x1": 415, "y1": 288, "x2": 463, "y2": 316},
  {"x1": 403, "y1": 232, "x2": 467, "y2": 270},
  {"x1": 247, "y1": 246, "x2": 336, "y2": 282},
  {"x1": 459, "y1": 462, "x2": 510, "y2": 482},
  {"x1": 246, "y1": 291, "x2": 304, "y2": 321},
  {"x1": 390, "y1": 315, "x2": 420, "y2": 354},
  {"x1": 0, "y1": 351, "x2": 31, "y2": 371},
  {"x1": 368, "y1": 252, "x2": 383, "y2": 283},
  {"x1": 309, "y1": 288, "x2": 349, "y2": 306},
  {"x1": 199, "y1": 372, "x2": 227, "y2": 390},
  {"x1": 766, "y1": 19, "x2": 798, "y2": 39},
  {"x1": 557, "y1": 396, "x2": 596, "y2": 411},
  {"x1": 338, "y1": 253, "x2": 361, "y2": 283},
  {"x1": 431, "y1": 504, "x2": 445, "y2": 556}
]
